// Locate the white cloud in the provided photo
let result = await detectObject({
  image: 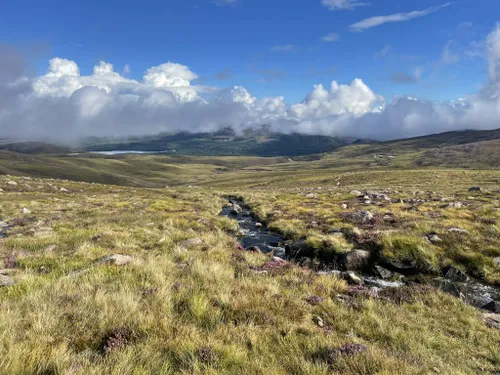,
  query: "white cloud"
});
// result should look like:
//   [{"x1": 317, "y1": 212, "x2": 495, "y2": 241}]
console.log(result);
[
  {"x1": 2, "y1": 24, "x2": 500, "y2": 144},
  {"x1": 322, "y1": 33, "x2": 341, "y2": 42},
  {"x1": 270, "y1": 44, "x2": 296, "y2": 52},
  {"x1": 349, "y1": 3, "x2": 452, "y2": 31},
  {"x1": 290, "y1": 79, "x2": 381, "y2": 118},
  {"x1": 322, "y1": 0, "x2": 369, "y2": 11},
  {"x1": 122, "y1": 64, "x2": 131, "y2": 75}
]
